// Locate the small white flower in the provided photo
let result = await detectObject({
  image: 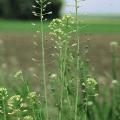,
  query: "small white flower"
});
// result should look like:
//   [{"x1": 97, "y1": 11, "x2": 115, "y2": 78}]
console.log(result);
[
  {"x1": 112, "y1": 80, "x2": 118, "y2": 84},
  {"x1": 87, "y1": 101, "x2": 93, "y2": 106},
  {"x1": 32, "y1": 23, "x2": 36, "y2": 26},
  {"x1": 50, "y1": 74, "x2": 57, "y2": 79},
  {"x1": 110, "y1": 41, "x2": 118, "y2": 47}
]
